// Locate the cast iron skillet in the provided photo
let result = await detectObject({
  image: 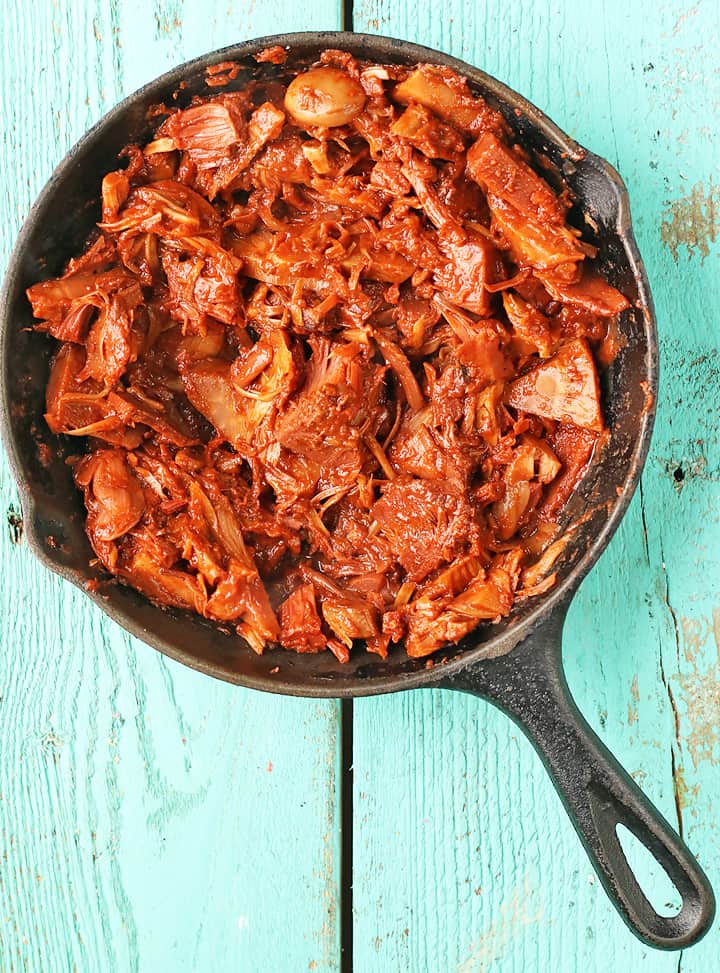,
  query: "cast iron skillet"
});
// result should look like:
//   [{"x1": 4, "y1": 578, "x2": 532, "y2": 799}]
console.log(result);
[{"x1": 1, "y1": 31, "x2": 714, "y2": 950}]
